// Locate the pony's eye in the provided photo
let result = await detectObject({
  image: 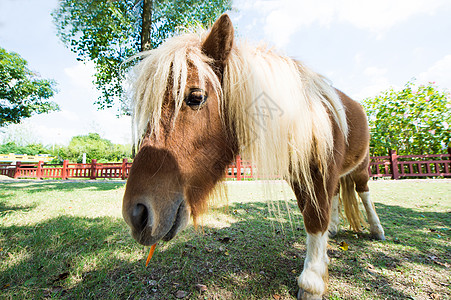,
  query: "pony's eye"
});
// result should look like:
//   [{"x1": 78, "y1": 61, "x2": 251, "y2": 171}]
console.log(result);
[{"x1": 185, "y1": 89, "x2": 208, "y2": 108}]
